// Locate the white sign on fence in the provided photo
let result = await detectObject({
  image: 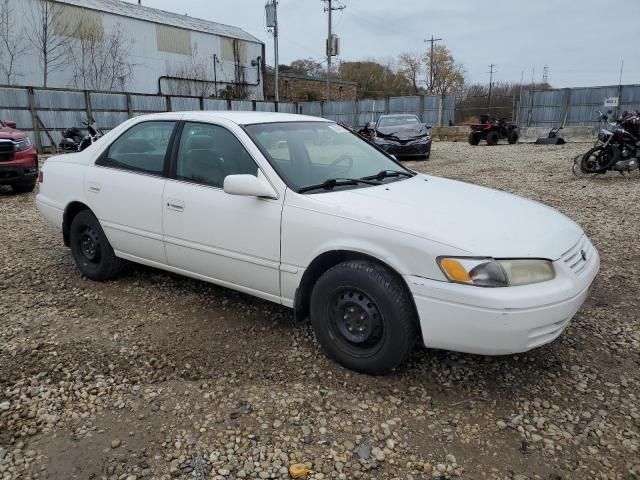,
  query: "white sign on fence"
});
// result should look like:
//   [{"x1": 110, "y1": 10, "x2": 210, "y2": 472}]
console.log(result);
[{"x1": 604, "y1": 97, "x2": 619, "y2": 107}]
